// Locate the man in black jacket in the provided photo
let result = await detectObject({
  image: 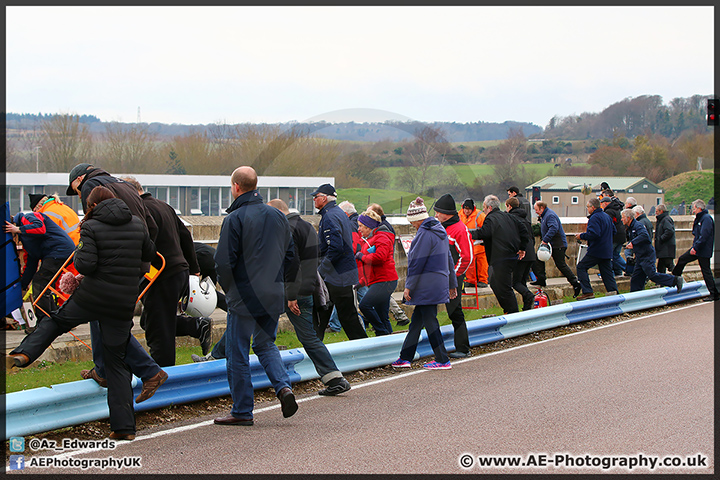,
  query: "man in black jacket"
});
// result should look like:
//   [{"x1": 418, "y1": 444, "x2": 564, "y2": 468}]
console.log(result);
[
  {"x1": 470, "y1": 195, "x2": 528, "y2": 314},
  {"x1": 268, "y1": 198, "x2": 351, "y2": 396},
  {"x1": 122, "y1": 177, "x2": 211, "y2": 367},
  {"x1": 600, "y1": 195, "x2": 627, "y2": 276},
  {"x1": 506, "y1": 197, "x2": 536, "y2": 311},
  {"x1": 654, "y1": 204, "x2": 676, "y2": 273}
]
